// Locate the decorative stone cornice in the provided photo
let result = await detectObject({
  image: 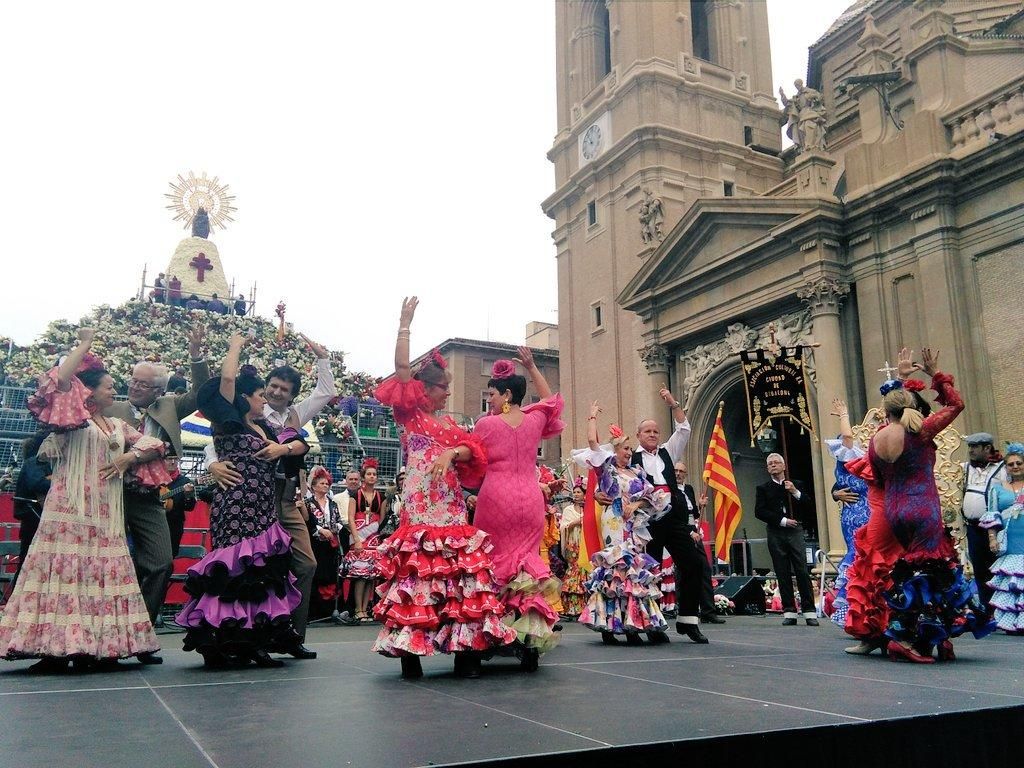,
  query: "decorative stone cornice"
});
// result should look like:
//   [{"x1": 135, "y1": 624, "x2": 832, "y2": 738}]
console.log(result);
[
  {"x1": 638, "y1": 342, "x2": 670, "y2": 374},
  {"x1": 910, "y1": 205, "x2": 936, "y2": 221},
  {"x1": 679, "y1": 311, "x2": 817, "y2": 407},
  {"x1": 797, "y1": 277, "x2": 850, "y2": 316}
]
